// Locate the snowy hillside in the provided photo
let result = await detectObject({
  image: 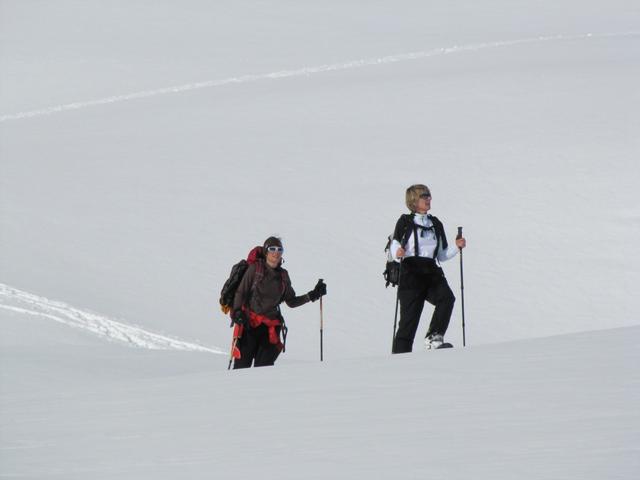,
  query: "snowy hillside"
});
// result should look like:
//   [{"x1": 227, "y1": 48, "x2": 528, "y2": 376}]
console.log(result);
[
  {"x1": 2, "y1": 0, "x2": 640, "y2": 359},
  {"x1": 1, "y1": 0, "x2": 639, "y2": 477},
  {"x1": 2, "y1": 316, "x2": 639, "y2": 479}
]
